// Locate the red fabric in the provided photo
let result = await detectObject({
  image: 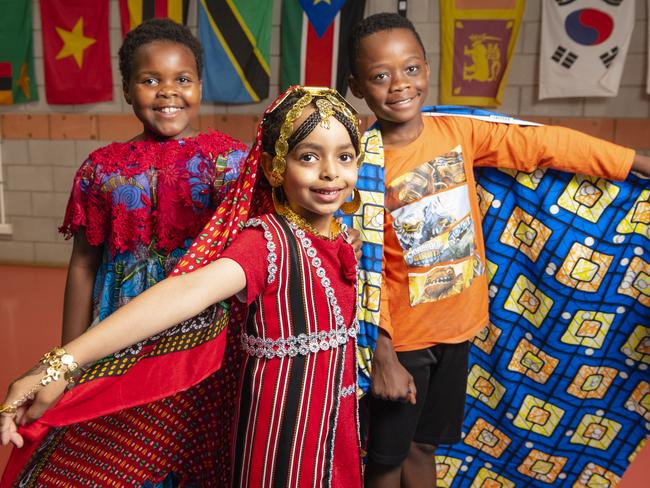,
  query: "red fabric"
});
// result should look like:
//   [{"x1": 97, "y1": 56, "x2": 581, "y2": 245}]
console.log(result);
[
  {"x1": 40, "y1": 0, "x2": 112, "y2": 104},
  {"x1": 59, "y1": 131, "x2": 246, "y2": 255},
  {"x1": 222, "y1": 215, "x2": 361, "y2": 487}
]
